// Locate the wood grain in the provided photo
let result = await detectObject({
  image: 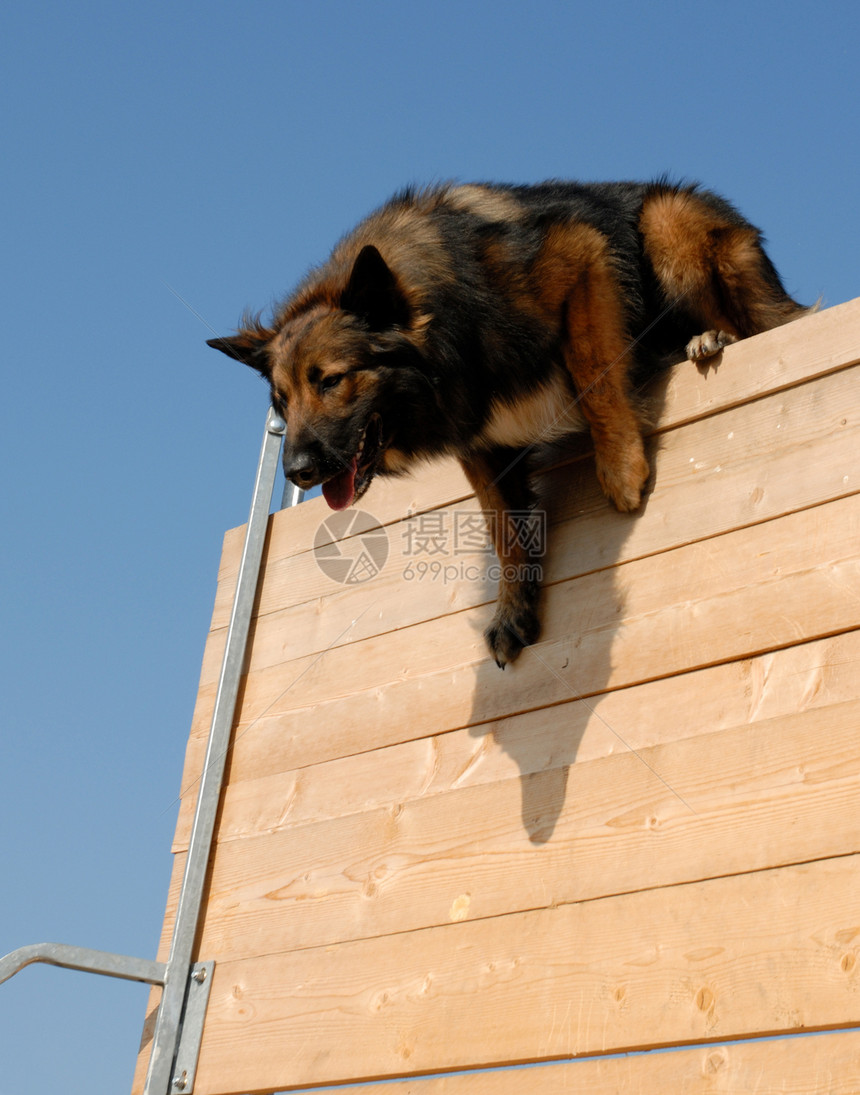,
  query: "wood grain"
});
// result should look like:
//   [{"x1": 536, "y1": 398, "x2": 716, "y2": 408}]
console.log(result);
[
  {"x1": 189, "y1": 856, "x2": 860, "y2": 1093},
  {"x1": 187, "y1": 494, "x2": 860, "y2": 783},
  {"x1": 173, "y1": 629, "x2": 860, "y2": 847},
  {"x1": 195, "y1": 698, "x2": 860, "y2": 958}
]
